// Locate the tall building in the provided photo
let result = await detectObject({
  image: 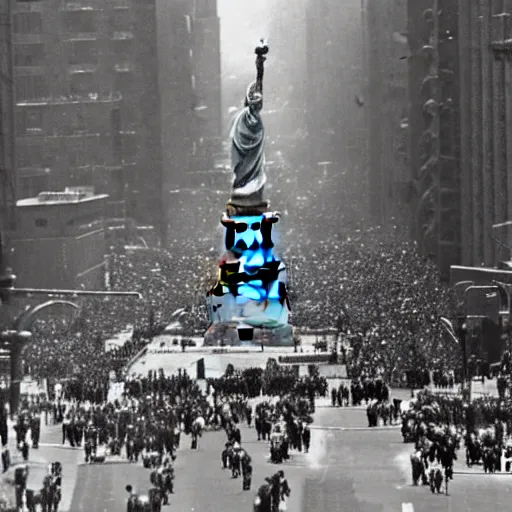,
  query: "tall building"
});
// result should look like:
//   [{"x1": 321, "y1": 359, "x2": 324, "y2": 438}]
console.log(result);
[
  {"x1": 161, "y1": 0, "x2": 225, "y2": 250},
  {"x1": 364, "y1": 0, "x2": 462, "y2": 279},
  {"x1": 0, "y1": 0, "x2": 17, "y2": 275},
  {"x1": 304, "y1": 0, "x2": 367, "y2": 215},
  {"x1": 363, "y1": 0, "x2": 409, "y2": 225},
  {"x1": 407, "y1": 0, "x2": 460, "y2": 279},
  {"x1": 117, "y1": 0, "x2": 162, "y2": 235},
  {"x1": 192, "y1": 0, "x2": 222, "y2": 173},
  {"x1": 266, "y1": 0, "x2": 307, "y2": 163},
  {"x1": 13, "y1": 0, "x2": 126, "y2": 217},
  {"x1": 458, "y1": 0, "x2": 512, "y2": 268},
  {"x1": 12, "y1": 0, "x2": 218, "y2": 246}
]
